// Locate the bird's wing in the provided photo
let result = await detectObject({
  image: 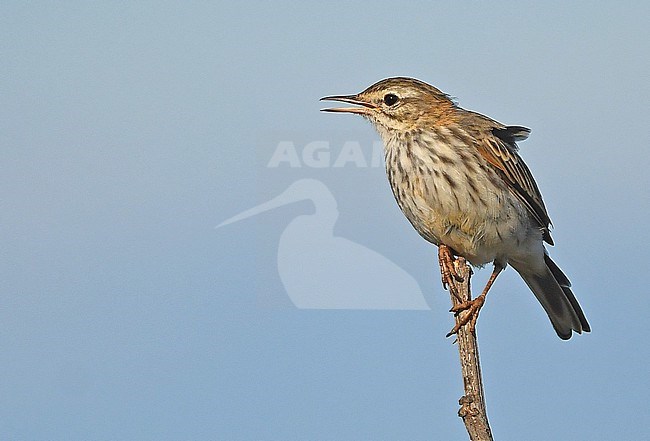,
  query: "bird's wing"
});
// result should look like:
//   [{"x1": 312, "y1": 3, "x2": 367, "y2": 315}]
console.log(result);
[{"x1": 477, "y1": 126, "x2": 554, "y2": 245}]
